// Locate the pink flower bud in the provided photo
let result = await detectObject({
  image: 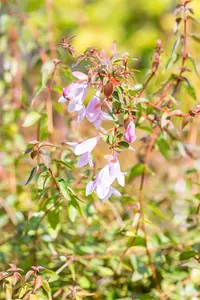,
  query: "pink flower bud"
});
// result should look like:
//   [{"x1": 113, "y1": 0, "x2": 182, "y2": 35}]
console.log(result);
[{"x1": 124, "y1": 120, "x2": 136, "y2": 143}]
